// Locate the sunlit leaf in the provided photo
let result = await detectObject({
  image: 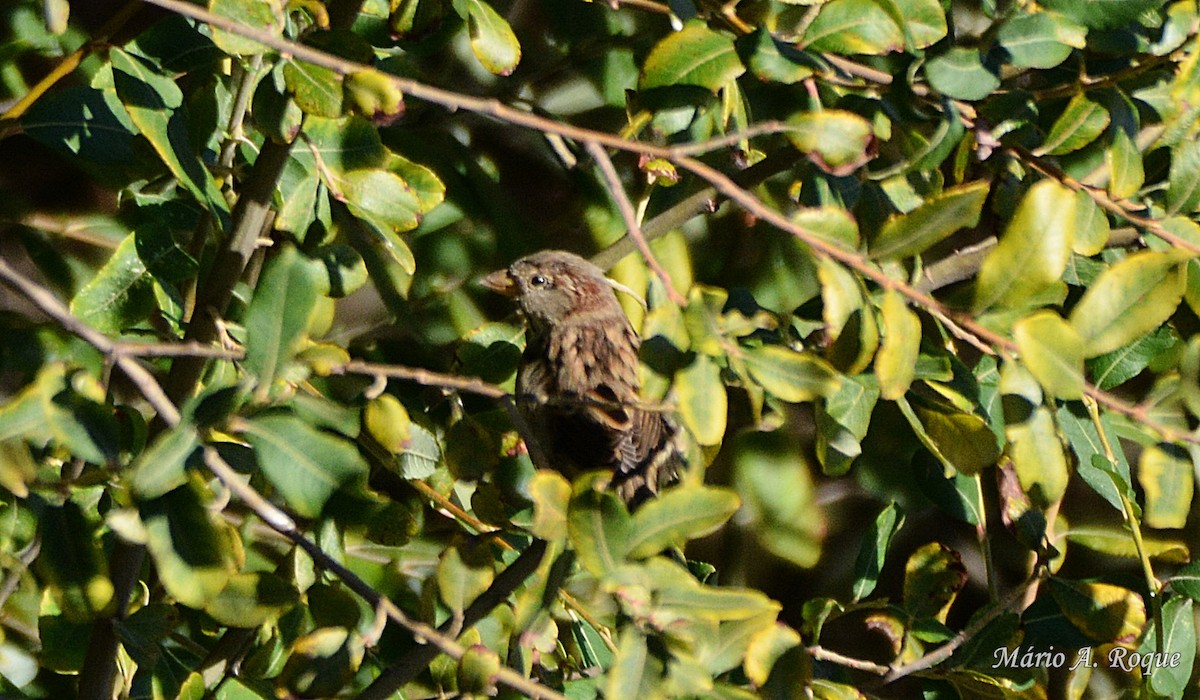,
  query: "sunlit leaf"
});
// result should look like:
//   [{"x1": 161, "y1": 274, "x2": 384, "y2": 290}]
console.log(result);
[
  {"x1": 625, "y1": 484, "x2": 739, "y2": 559},
  {"x1": 1014, "y1": 310, "x2": 1084, "y2": 399},
  {"x1": 1069, "y1": 251, "x2": 1187, "y2": 357},
  {"x1": 454, "y1": 0, "x2": 521, "y2": 75},
  {"x1": 869, "y1": 180, "x2": 990, "y2": 260},
  {"x1": 975, "y1": 180, "x2": 1076, "y2": 312},
  {"x1": 1036, "y1": 93, "x2": 1110, "y2": 156},
  {"x1": 675, "y1": 354, "x2": 727, "y2": 446},
  {"x1": 875, "y1": 290, "x2": 921, "y2": 400},
  {"x1": 1049, "y1": 578, "x2": 1145, "y2": 644},
  {"x1": 640, "y1": 21, "x2": 743, "y2": 93},
  {"x1": 1138, "y1": 442, "x2": 1194, "y2": 529}
]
